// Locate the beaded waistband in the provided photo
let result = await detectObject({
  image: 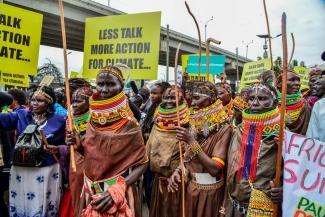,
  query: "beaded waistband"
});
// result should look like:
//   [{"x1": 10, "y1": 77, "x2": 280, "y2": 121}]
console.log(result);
[
  {"x1": 190, "y1": 173, "x2": 224, "y2": 190},
  {"x1": 83, "y1": 171, "x2": 128, "y2": 195}
]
